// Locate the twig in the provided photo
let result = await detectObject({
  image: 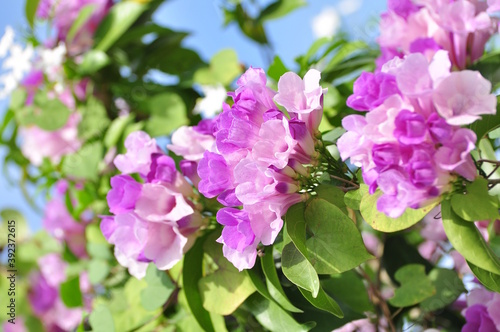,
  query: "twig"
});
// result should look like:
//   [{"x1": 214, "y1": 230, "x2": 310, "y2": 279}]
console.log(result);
[
  {"x1": 358, "y1": 267, "x2": 396, "y2": 332},
  {"x1": 330, "y1": 175, "x2": 360, "y2": 188},
  {"x1": 486, "y1": 164, "x2": 500, "y2": 179}
]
